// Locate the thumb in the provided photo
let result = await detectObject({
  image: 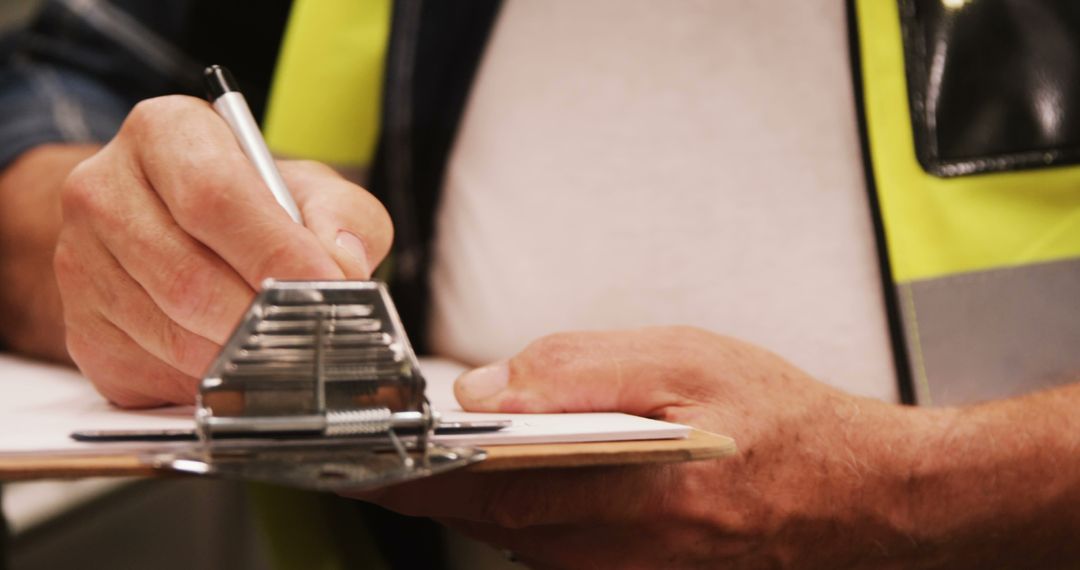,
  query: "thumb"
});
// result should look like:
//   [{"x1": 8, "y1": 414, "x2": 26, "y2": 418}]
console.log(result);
[
  {"x1": 279, "y1": 160, "x2": 394, "y2": 279},
  {"x1": 454, "y1": 329, "x2": 705, "y2": 415}
]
